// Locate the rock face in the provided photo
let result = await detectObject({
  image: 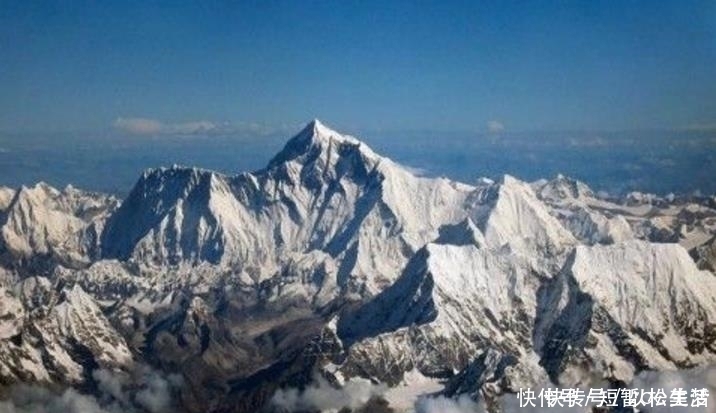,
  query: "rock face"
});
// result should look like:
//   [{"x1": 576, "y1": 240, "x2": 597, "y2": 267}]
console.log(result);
[
  {"x1": 691, "y1": 235, "x2": 716, "y2": 272},
  {"x1": 0, "y1": 120, "x2": 715, "y2": 412}
]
